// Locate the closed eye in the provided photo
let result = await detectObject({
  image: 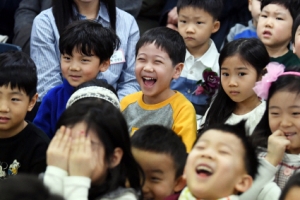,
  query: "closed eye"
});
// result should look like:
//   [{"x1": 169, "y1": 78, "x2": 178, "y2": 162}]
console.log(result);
[{"x1": 11, "y1": 98, "x2": 20, "y2": 102}]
